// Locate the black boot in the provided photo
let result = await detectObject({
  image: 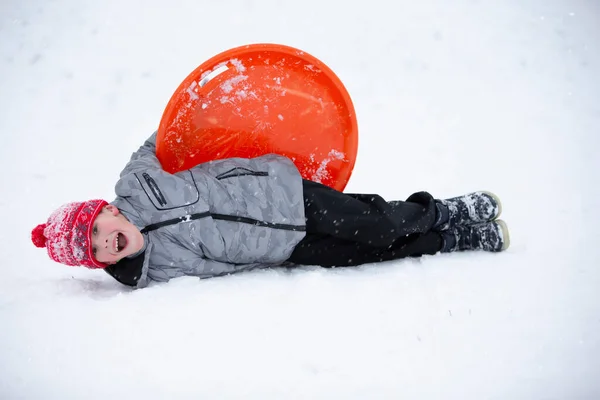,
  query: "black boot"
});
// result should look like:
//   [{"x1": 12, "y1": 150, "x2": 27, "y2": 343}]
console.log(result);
[
  {"x1": 441, "y1": 220, "x2": 510, "y2": 253},
  {"x1": 434, "y1": 191, "x2": 501, "y2": 231}
]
